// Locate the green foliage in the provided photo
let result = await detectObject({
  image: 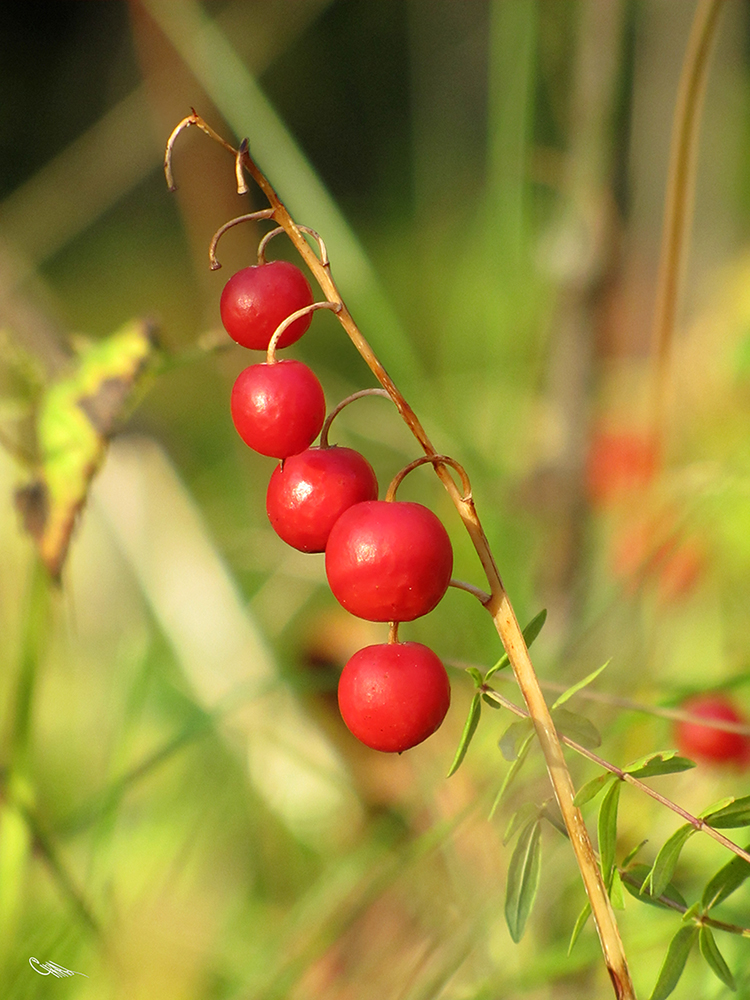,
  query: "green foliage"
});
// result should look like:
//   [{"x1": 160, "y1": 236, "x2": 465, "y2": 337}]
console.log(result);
[
  {"x1": 648, "y1": 925, "x2": 698, "y2": 1000},
  {"x1": 505, "y1": 818, "x2": 542, "y2": 943}
]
